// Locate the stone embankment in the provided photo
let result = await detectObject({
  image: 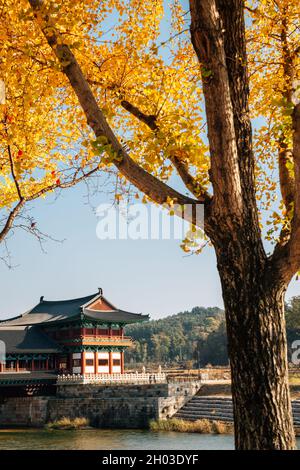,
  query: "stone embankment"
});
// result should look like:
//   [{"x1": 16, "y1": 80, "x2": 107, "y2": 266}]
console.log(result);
[{"x1": 0, "y1": 381, "x2": 201, "y2": 428}]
